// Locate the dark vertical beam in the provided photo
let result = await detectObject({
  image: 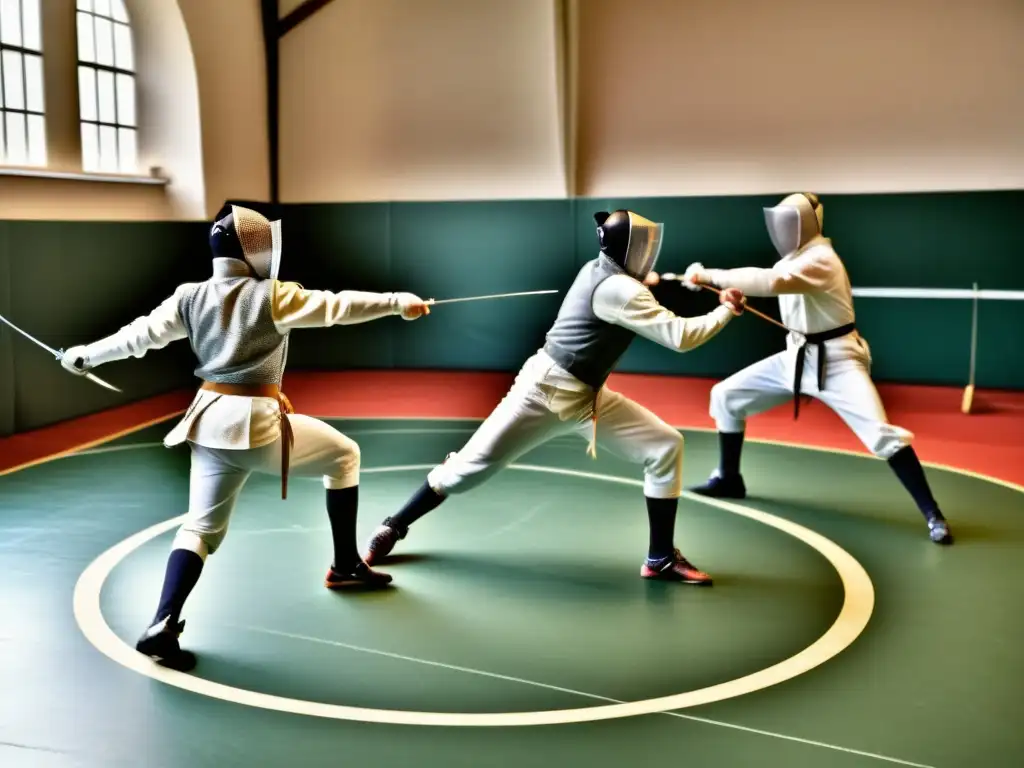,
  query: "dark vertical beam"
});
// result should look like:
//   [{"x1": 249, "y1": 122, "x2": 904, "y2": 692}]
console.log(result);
[
  {"x1": 260, "y1": 0, "x2": 280, "y2": 204},
  {"x1": 279, "y1": 0, "x2": 338, "y2": 37},
  {"x1": 554, "y1": 0, "x2": 579, "y2": 197}
]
